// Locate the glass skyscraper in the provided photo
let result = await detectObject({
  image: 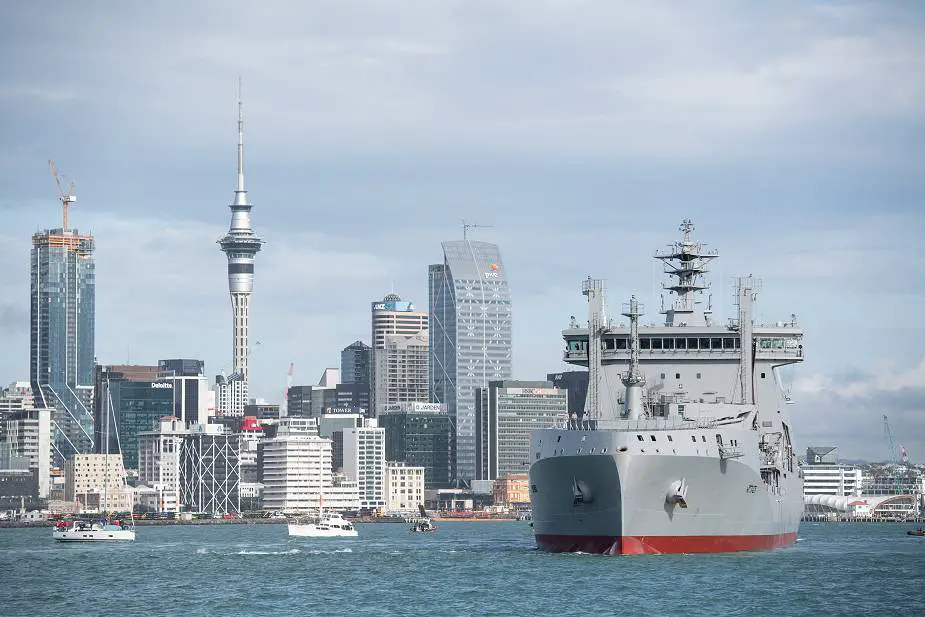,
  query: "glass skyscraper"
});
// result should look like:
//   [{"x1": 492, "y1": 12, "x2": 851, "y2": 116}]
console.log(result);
[
  {"x1": 30, "y1": 228, "x2": 95, "y2": 465},
  {"x1": 428, "y1": 240, "x2": 512, "y2": 484}
]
